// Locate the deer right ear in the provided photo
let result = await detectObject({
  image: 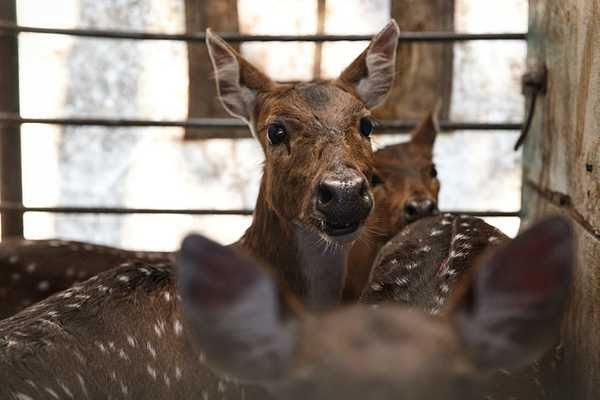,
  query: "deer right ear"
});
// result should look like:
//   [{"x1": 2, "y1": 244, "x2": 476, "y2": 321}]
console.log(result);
[
  {"x1": 178, "y1": 234, "x2": 298, "y2": 382},
  {"x1": 455, "y1": 216, "x2": 574, "y2": 371},
  {"x1": 336, "y1": 20, "x2": 400, "y2": 109},
  {"x1": 206, "y1": 29, "x2": 274, "y2": 124}
]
